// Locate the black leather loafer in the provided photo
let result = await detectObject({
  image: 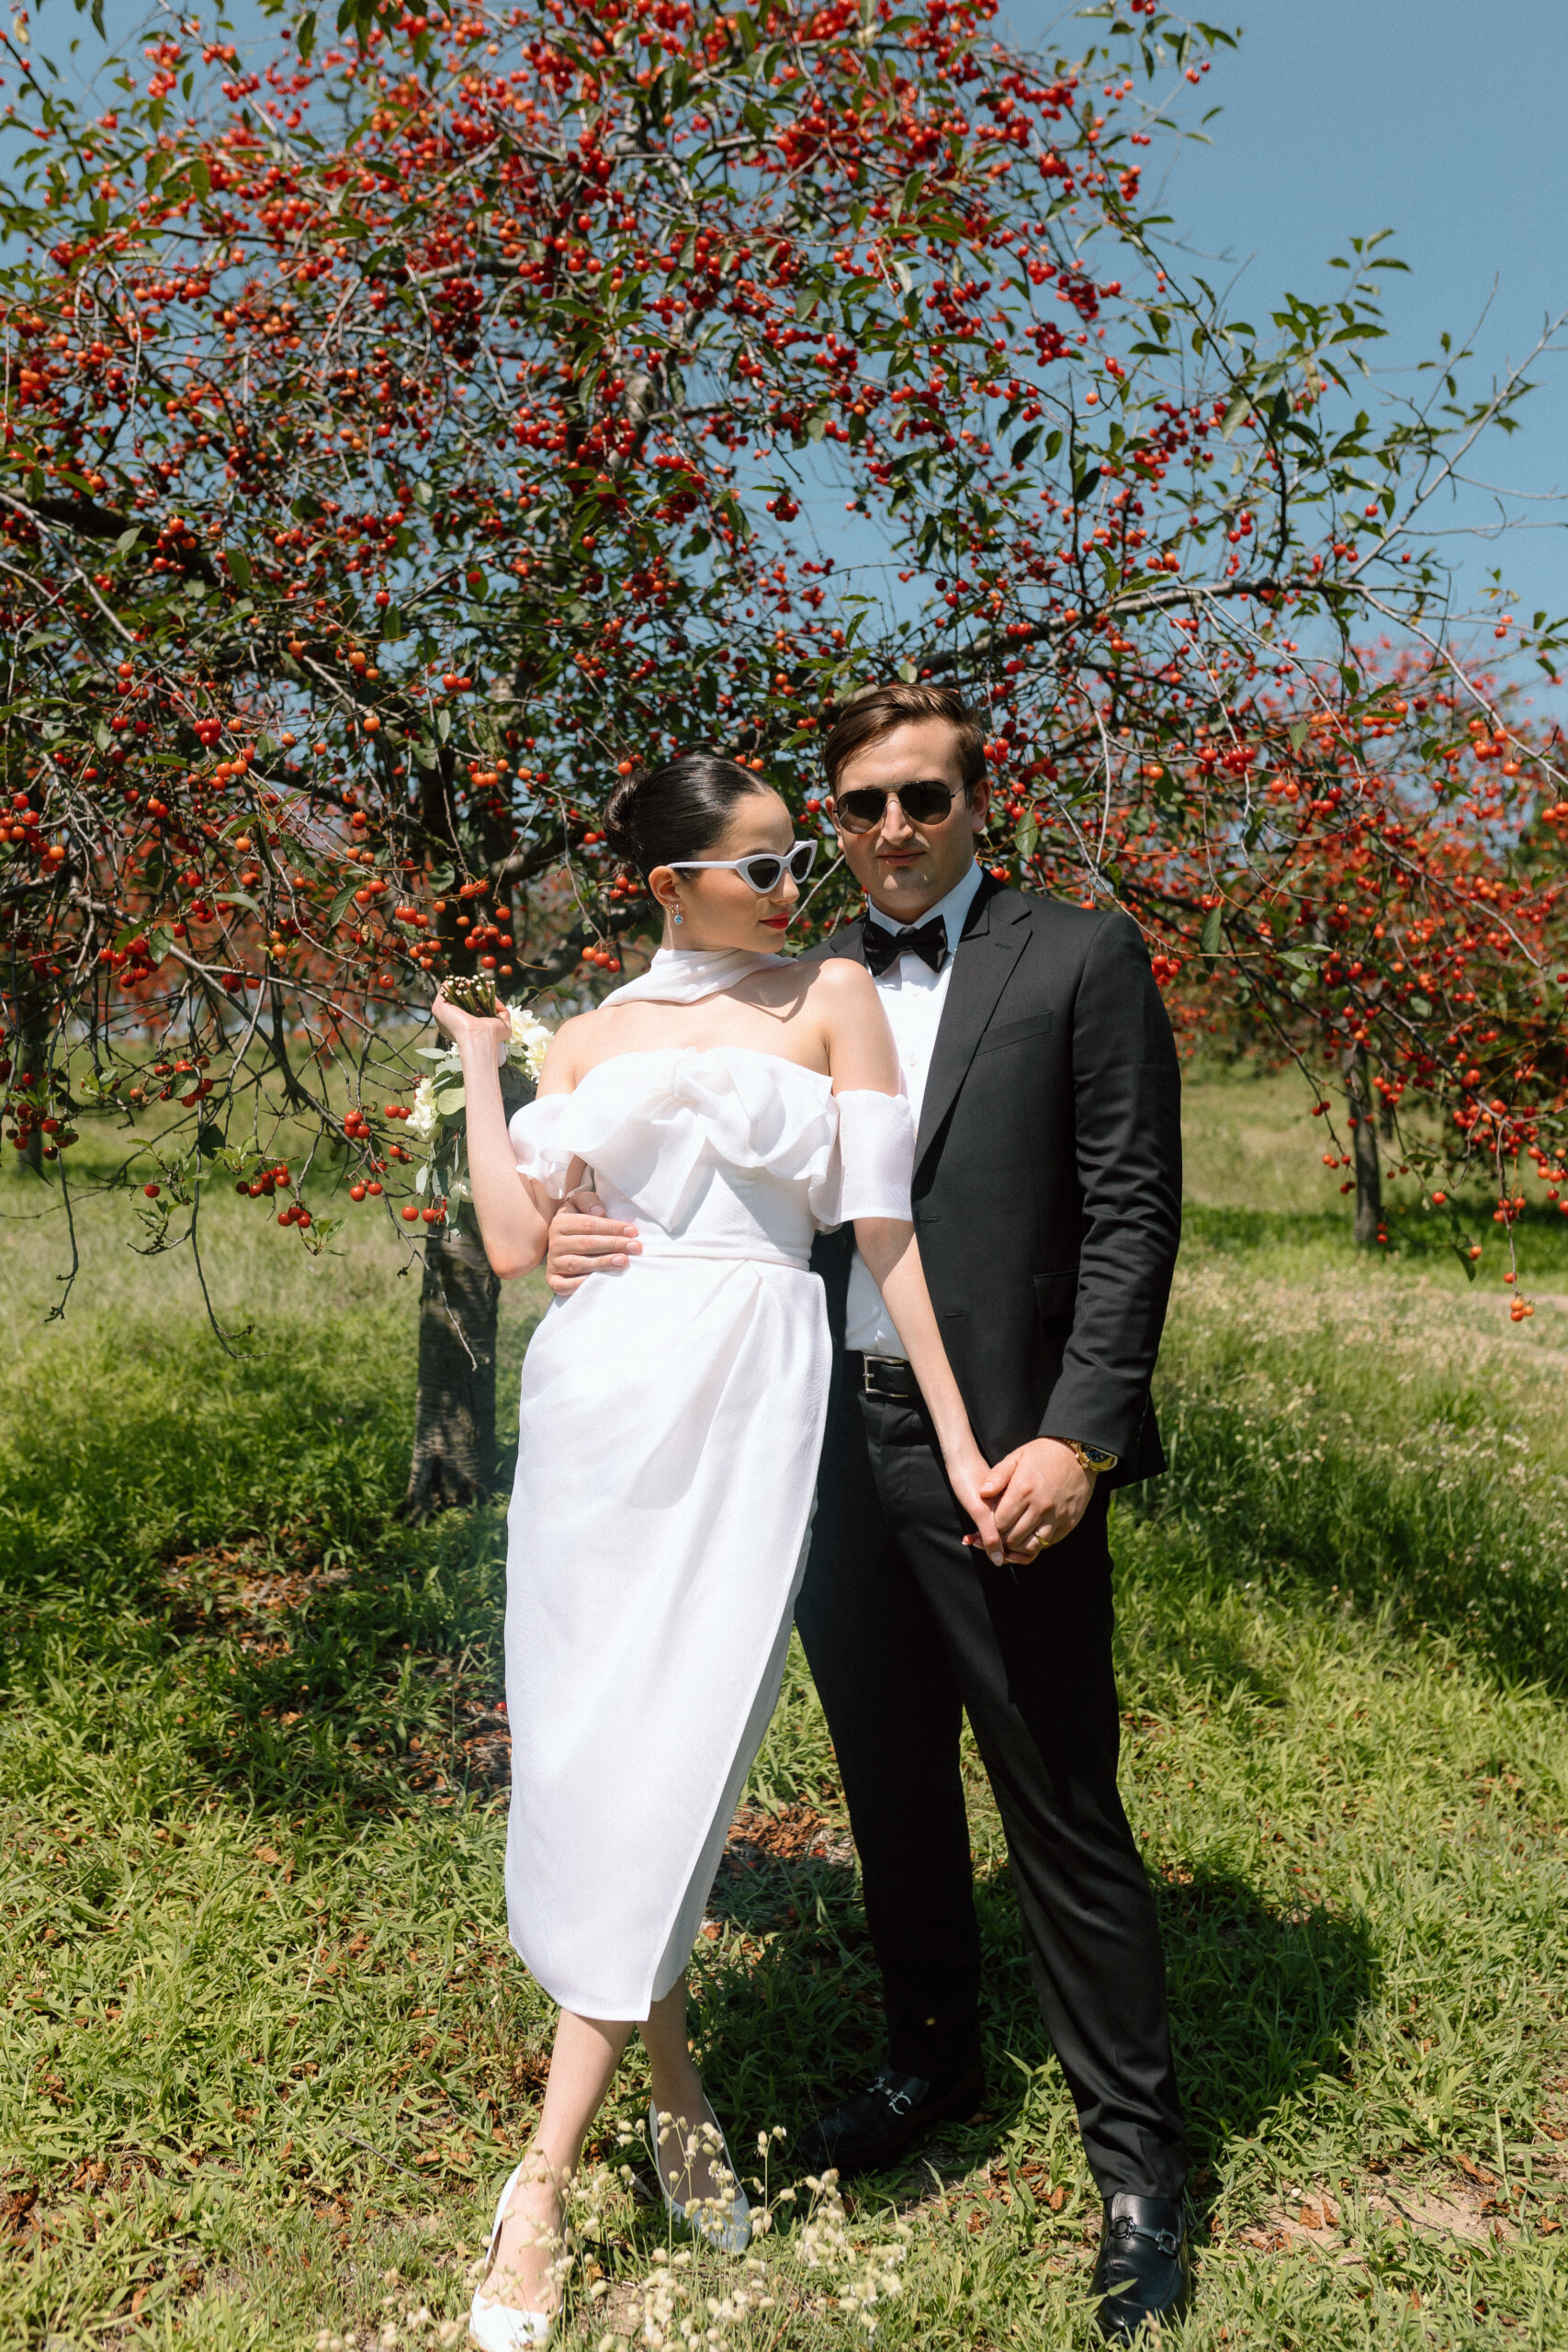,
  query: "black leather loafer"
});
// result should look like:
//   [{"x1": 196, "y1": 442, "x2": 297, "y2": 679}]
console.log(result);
[
  {"x1": 1090, "y1": 2193, "x2": 1190, "y2": 2340},
  {"x1": 795, "y1": 2060, "x2": 986, "y2": 2177}
]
